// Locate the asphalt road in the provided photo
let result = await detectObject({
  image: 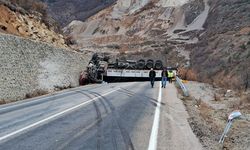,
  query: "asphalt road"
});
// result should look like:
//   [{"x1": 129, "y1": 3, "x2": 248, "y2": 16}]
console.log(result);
[{"x1": 0, "y1": 82, "x2": 203, "y2": 150}]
